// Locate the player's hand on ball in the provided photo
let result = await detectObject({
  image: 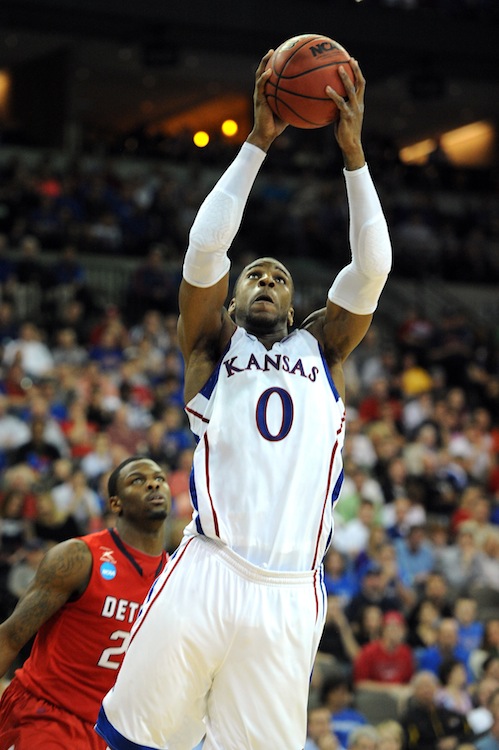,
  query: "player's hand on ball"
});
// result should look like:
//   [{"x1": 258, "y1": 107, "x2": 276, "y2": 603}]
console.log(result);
[
  {"x1": 327, "y1": 58, "x2": 366, "y2": 169},
  {"x1": 248, "y1": 51, "x2": 288, "y2": 152}
]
